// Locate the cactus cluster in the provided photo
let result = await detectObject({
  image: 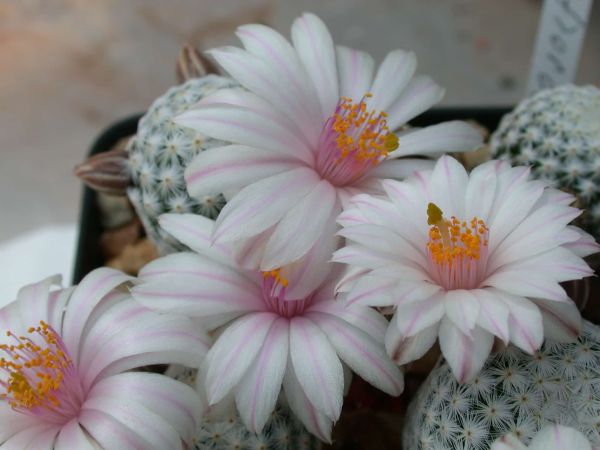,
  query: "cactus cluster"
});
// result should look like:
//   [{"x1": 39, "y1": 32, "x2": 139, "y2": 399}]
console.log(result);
[
  {"x1": 165, "y1": 366, "x2": 321, "y2": 450},
  {"x1": 491, "y1": 84, "x2": 600, "y2": 240},
  {"x1": 403, "y1": 320, "x2": 600, "y2": 450},
  {"x1": 127, "y1": 75, "x2": 239, "y2": 253}
]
